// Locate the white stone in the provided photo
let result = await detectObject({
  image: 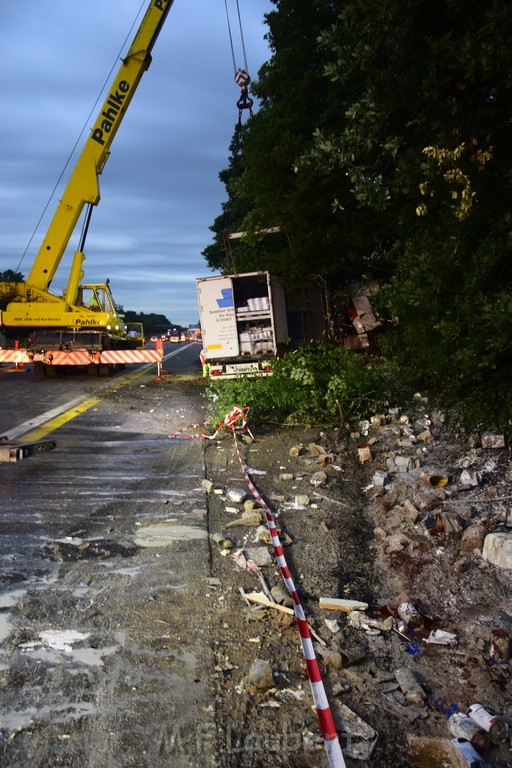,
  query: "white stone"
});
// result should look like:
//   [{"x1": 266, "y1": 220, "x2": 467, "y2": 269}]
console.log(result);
[{"x1": 482, "y1": 532, "x2": 512, "y2": 570}]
